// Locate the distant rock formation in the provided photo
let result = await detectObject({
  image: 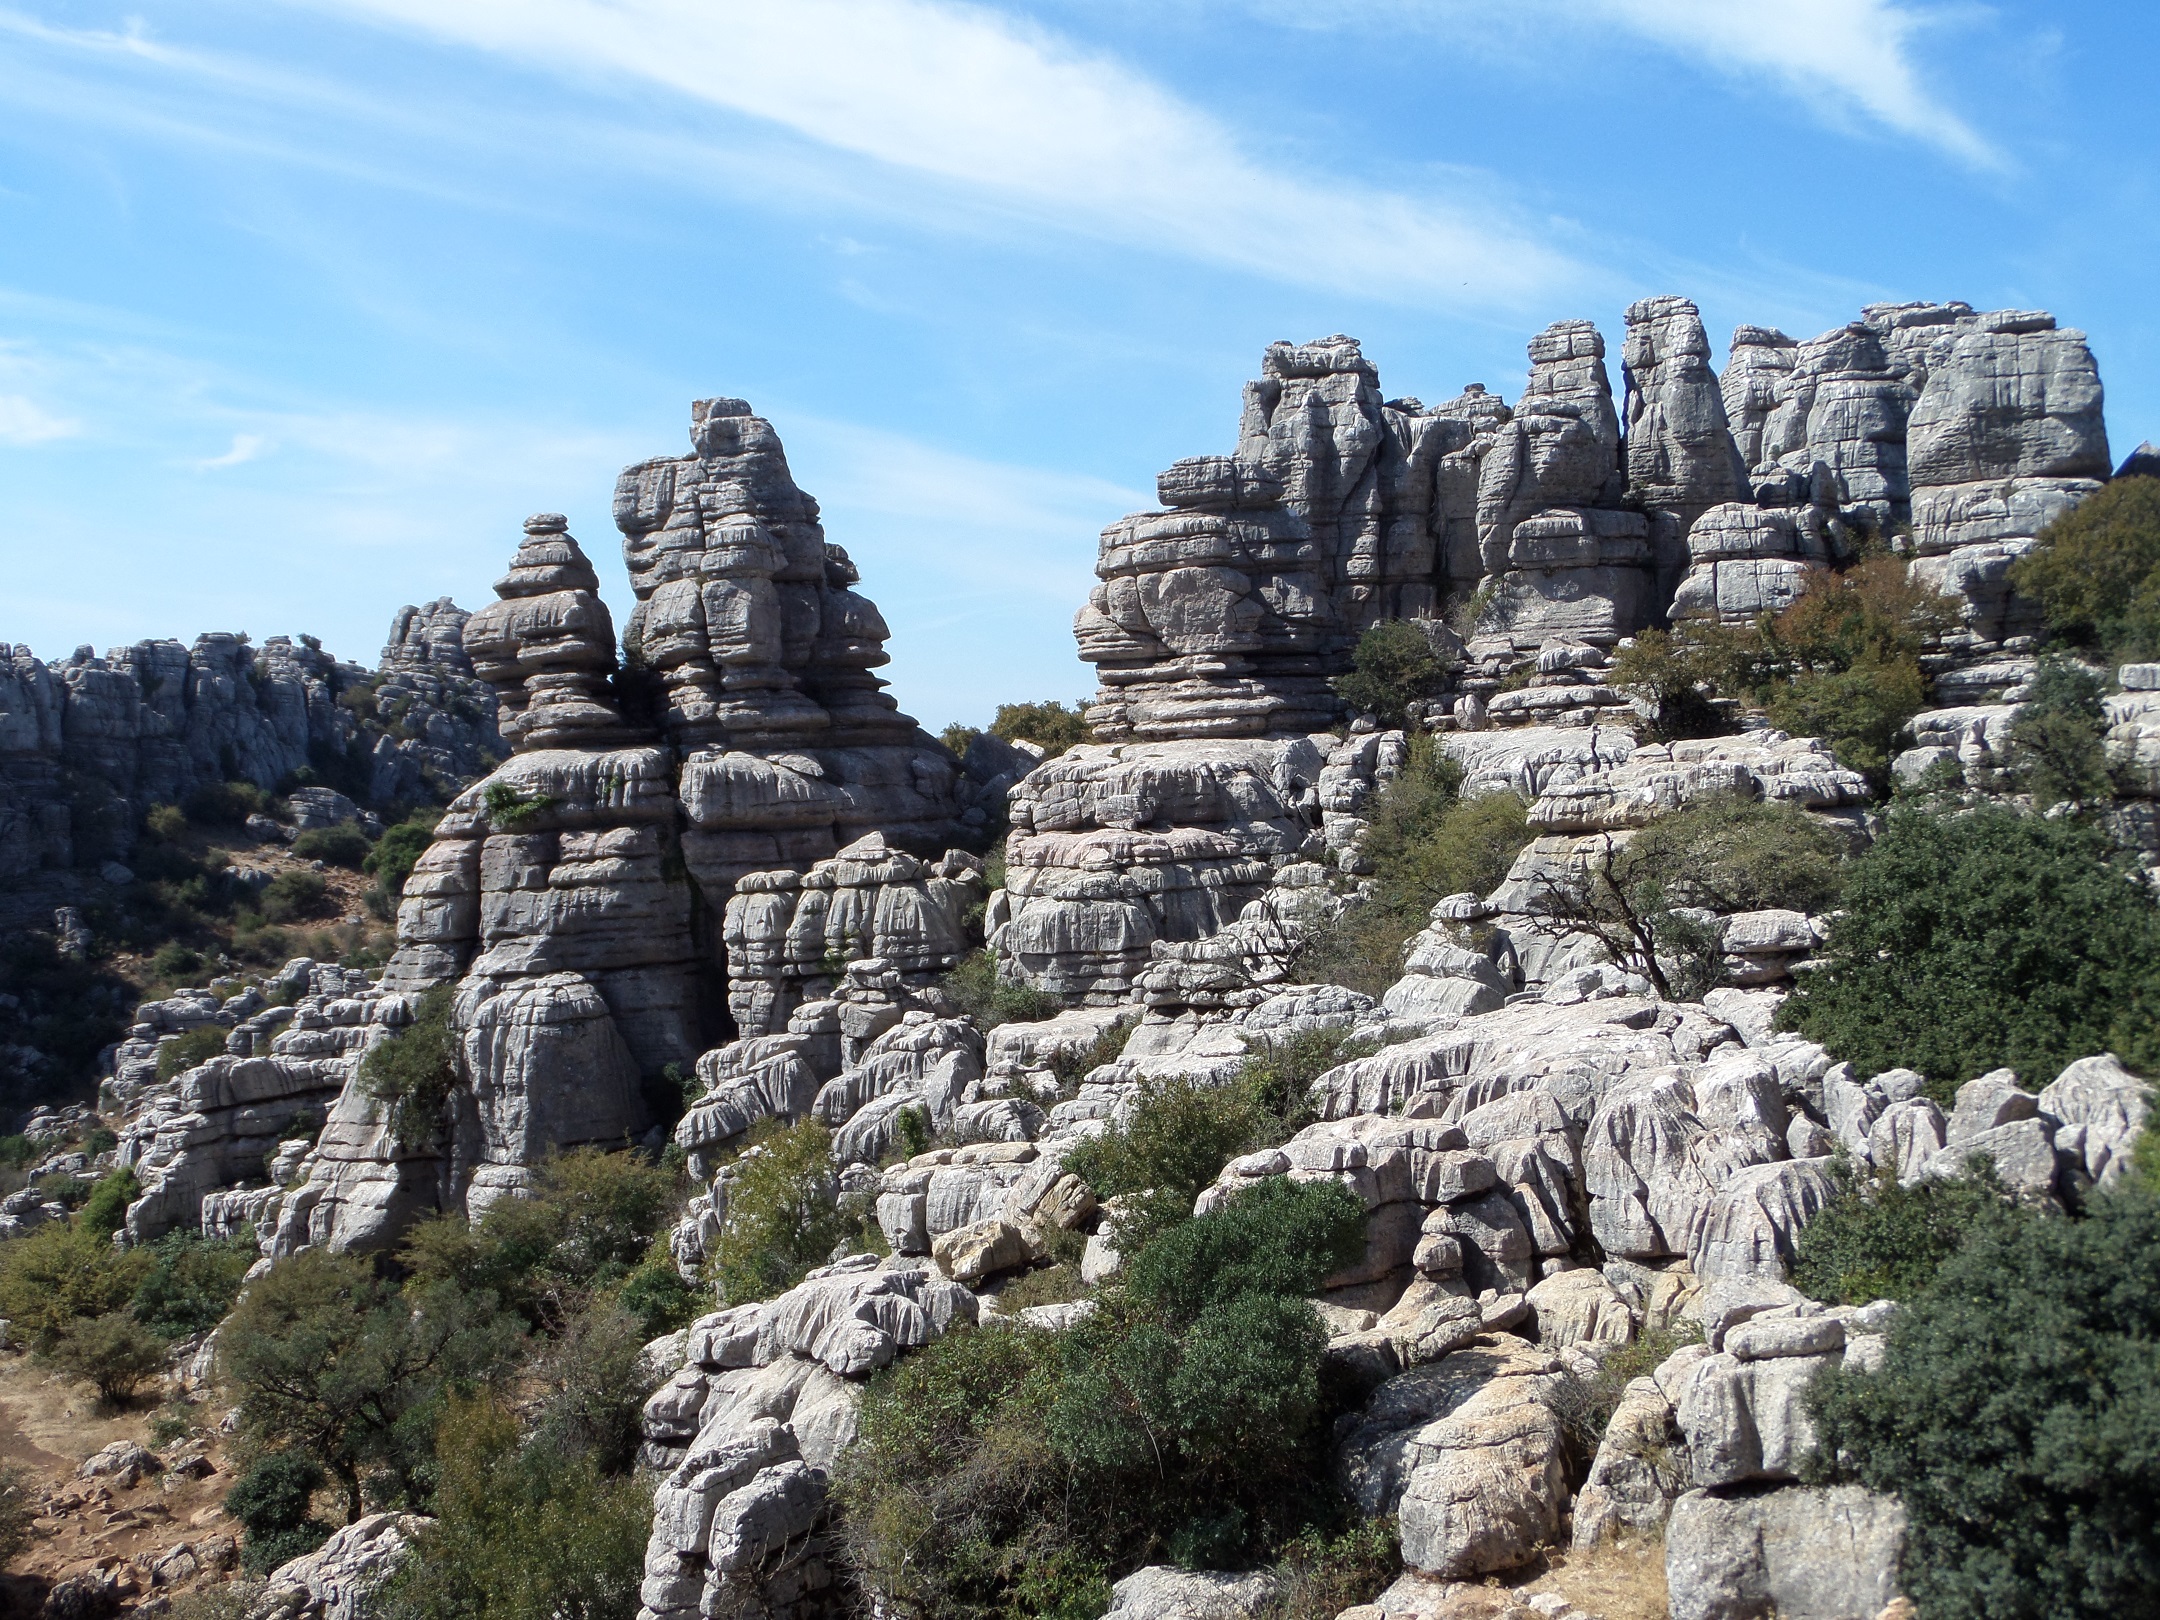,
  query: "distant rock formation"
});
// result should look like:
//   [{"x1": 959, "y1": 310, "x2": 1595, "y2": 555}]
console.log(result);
[{"x1": 0, "y1": 614, "x2": 500, "y2": 884}]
